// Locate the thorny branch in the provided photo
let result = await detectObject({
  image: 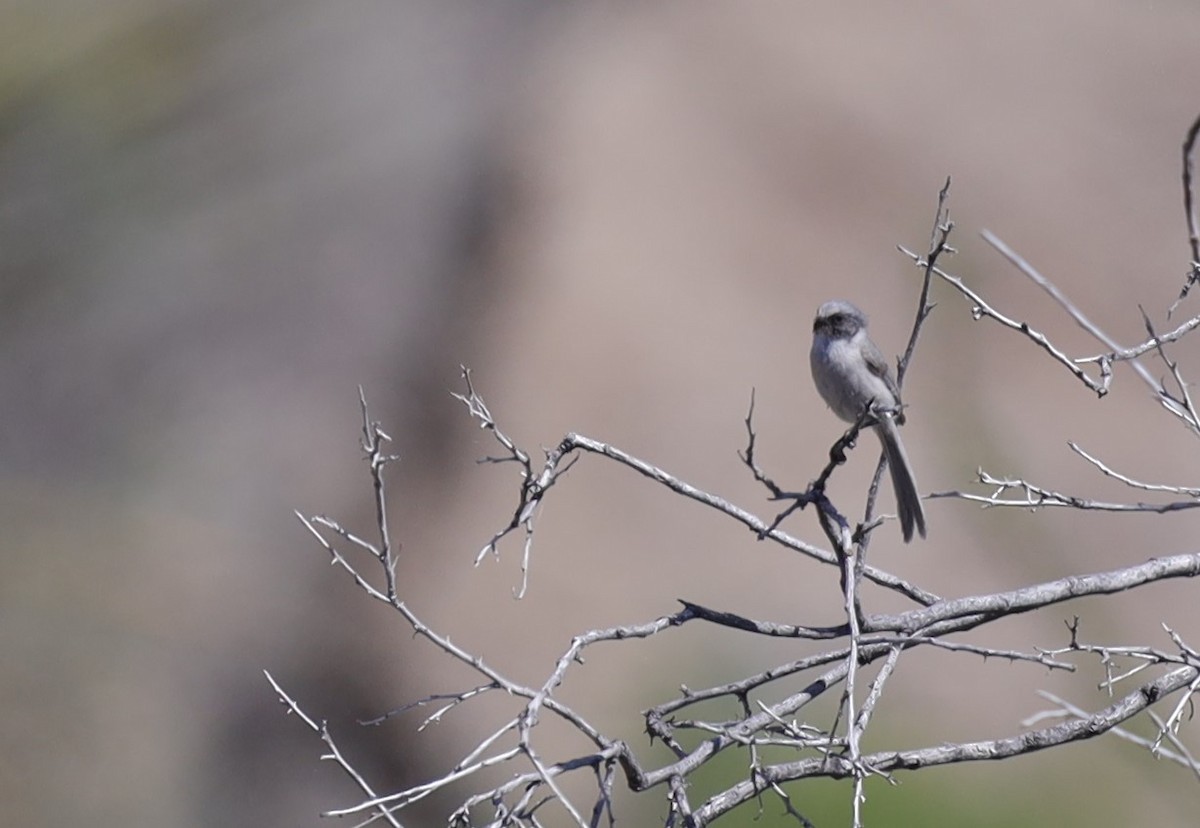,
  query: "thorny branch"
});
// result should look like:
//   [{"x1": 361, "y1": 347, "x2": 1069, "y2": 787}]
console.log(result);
[
  {"x1": 1175, "y1": 111, "x2": 1200, "y2": 308},
  {"x1": 273, "y1": 123, "x2": 1200, "y2": 824},
  {"x1": 931, "y1": 468, "x2": 1200, "y2": 514},
  {"x1": 452, "y1": 365, "x2": 577, "y2": 598},
  {"x1": 275, "y1": 374, "x2": 1200, "y2": 825},
  {"x1": 897, "y1": 241, "x2": 1113, "y2": 396},
  {"x1": 899, "y1": 135, "x2": 1200, "y2": 515}
]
